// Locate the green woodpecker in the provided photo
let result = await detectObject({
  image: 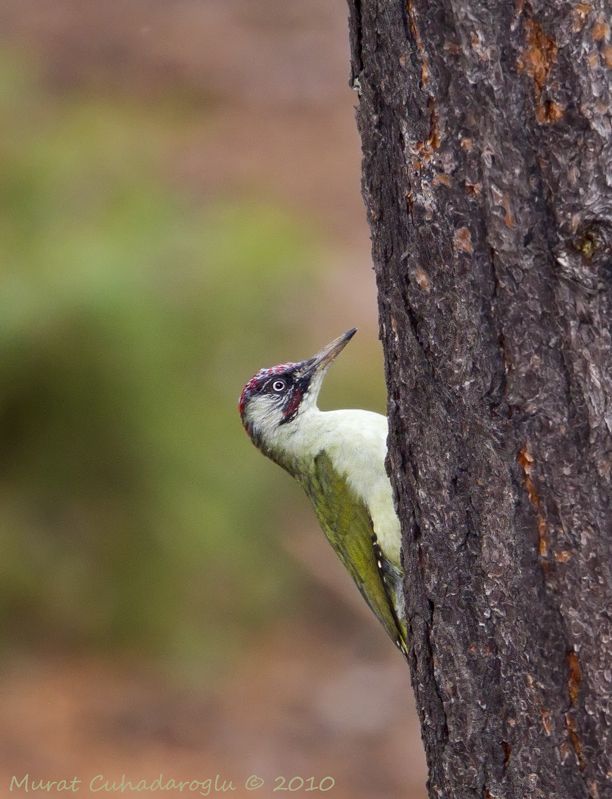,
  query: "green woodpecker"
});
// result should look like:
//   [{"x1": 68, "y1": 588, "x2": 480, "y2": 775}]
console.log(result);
[{"x1": 239, "y1": 329, "x2": 407, "y2": 656}]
